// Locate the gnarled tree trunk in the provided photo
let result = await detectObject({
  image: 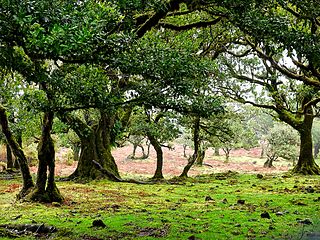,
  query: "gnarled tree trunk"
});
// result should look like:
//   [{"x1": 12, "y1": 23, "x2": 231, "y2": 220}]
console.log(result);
[
  {"x1": 0, "y1": 105, "x2": 34, "y2": 197},
  {"x1": 60, "y1": 111, "x2": 120, "y2": 180},
  {"x1": 28, "y1": 112, "x2": 63, "y2": 202},
  {"x1": 147, "y1": 133, "x2": 164, "y2": 180},
  {"x1": 180, "y1": 116, "x2": 200, "y2": 178},
  {"x1": 292, "y1": 114, "x2": 320, "y2": 174}
]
